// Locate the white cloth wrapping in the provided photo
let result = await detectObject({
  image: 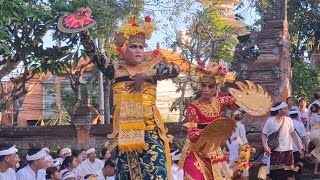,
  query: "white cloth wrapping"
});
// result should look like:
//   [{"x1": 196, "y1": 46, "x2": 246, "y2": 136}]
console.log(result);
[
  {"x1": 86, "y1": 148, "x2": 95, "y2": 155},
  {"x1": 41, "y1": 148, "x2": 50, "y2": 154},
  {"x1": 171, "y1": 163, "x2": 183, "y2": 180},
  {"x1": 61, "y1": 171, "x2": 77, "y2": 180},
  {"x1": 0, "y1": 145, "x2": 18, "y2": 156},
  {"x1": 262, "y1": 116, "x2": 294, "y2": 151},
  {"x1": 229, "y1": 122, "x2": 248, "y2": 164},
  {"x1": 60, "y1": 148, "x2": 72, "y2": 156},
  {"x1": 77, "y1": 159, "x2": 104, "y2": 176},
  {"x1": 288, "y1": 109, "x2": 299, "y2": 115},
  {"x1": 26, "y1": 150, "x2": 46, "y2": 161},
  {"x1": 16, "y1": 165, "x2": 35, "y2": 180},
  {"x1": 37, "y1": 169, "x2": 46, "y2": 180},
  {"x1": 170, "y1": 149, "x2": 179, "y2": 156},
  {"x1": 172, "y1": 153, "x2": 181, "y2": 161},
  {"x1": 292, "y1": 119, "x2": 308, "y2": 152},
  {"x1": 229, "y1": 140, "x2": 239, "y2": 165},
  {"x1": 270, "y1": 102, "x2": 287, "y2": 111},
  {"x1": 51, "y1": 159, "x2": 61, "y2": 167},
  {"x1": 54, "y1": 158, "x2": 63, "y2": 165},
  {"x1": 0, "y1": 168, "x2": 16, "y2": 180}
]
